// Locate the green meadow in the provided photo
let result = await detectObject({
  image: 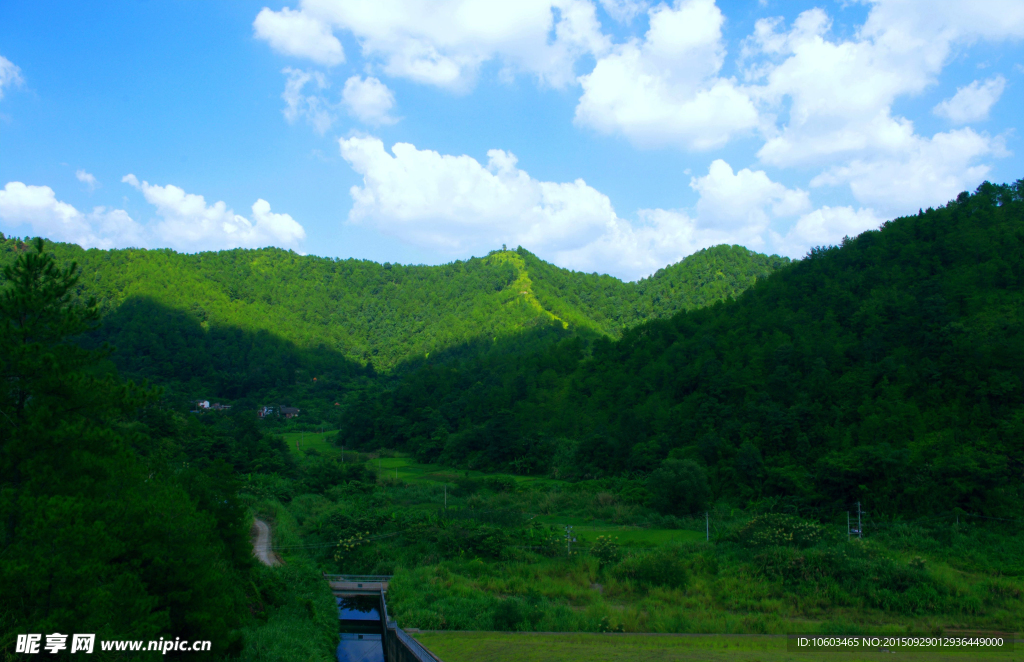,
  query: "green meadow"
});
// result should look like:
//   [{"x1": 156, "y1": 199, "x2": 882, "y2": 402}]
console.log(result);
[{"x1": 411, "y1": 632, "x2": 1022, "y2": 662}]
